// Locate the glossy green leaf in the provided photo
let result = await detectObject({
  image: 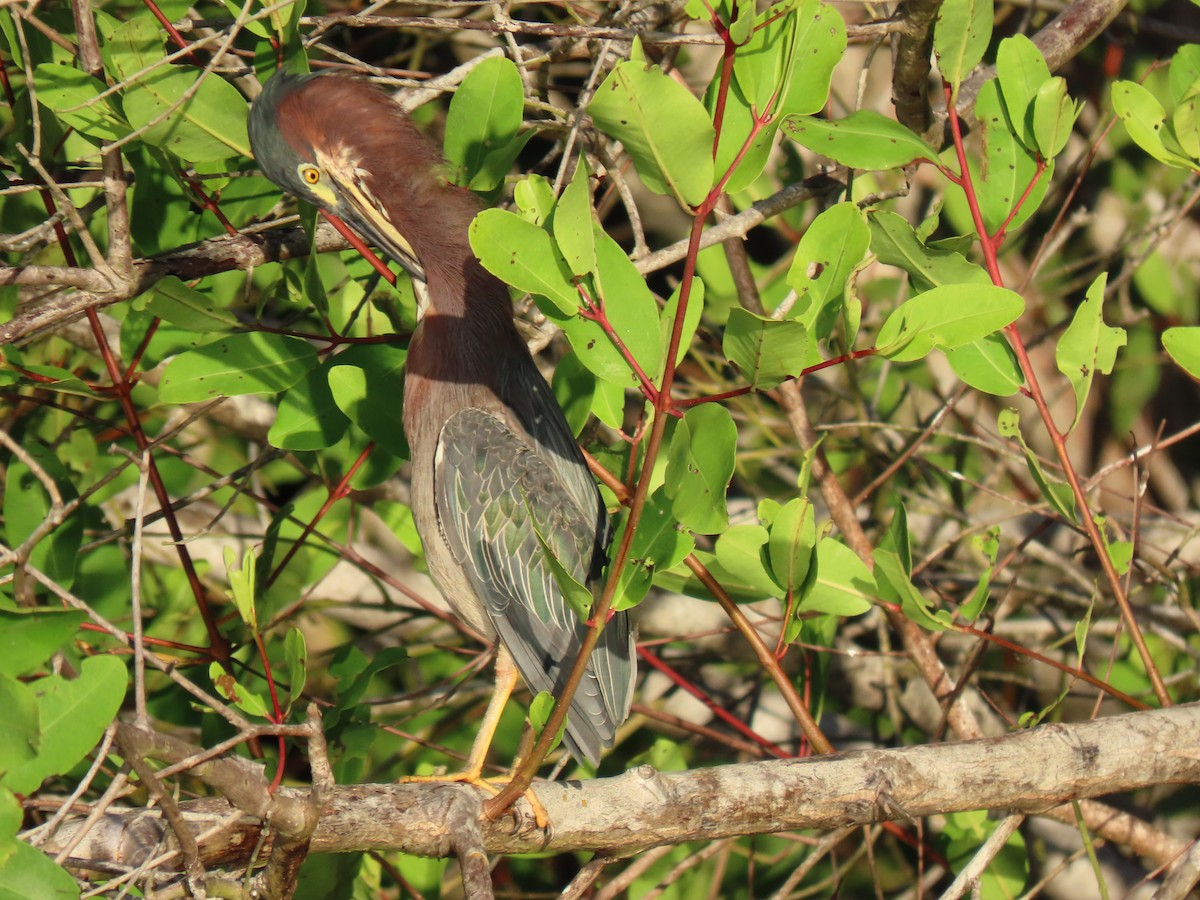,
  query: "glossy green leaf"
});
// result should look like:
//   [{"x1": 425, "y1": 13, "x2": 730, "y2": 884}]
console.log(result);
[
  {"x1": 665, "y1": 404, "x2": 737, "y2": 534},
  {"x1": 444, "y1": 56, "x2": 525, "y2": 191},
  {"x1": 960, "y1": 526, "x2": 1000, "y2": 620},
  {"x1": 552, "y1": 350, "x2": 596, "y2": 437},
  {"x1": 589, "y1": 53, "x2": 716, "y2": 206},
  {"x1": 1162, "y1": 326, "x2": 1200, "y2": 379},
  {"x1": 801, "y1": 538, "x2": 873, "y2": 616},
  {"x1": 779, "y1": 0, "x2": 845, "y2": 116},
  {"x1": 786, "y1": 201, "x2": 870, "y2": 337},
  {"x1": 528, "y1": 691, "x2": 568, "y2": 754},
  {"x1": 1174, "y1": 95, "x2": 1200, "y2": 159},
  {"x1": 553, "y1": 159, "x2": 596, "y2": 277},
  {"x1": 711, "y1": 80, "x2": 778, "y2": 194},
  {"x1": 34, "y1": 63, "x2": 130, "y2": 141},
  {"x1": 782, "y1": 110, "x2": 937, "y2": 170},
  {"x1": 1031, "y1": 77, "x2": 1081, "y2": 159},
  {"x1": 997, "y1": 409, "x2": 1076, "y2": 521},
  {"x1": 0, "y1": 839, "x2": 80, "y2": 899},
  {"x1": 1055, "y1": 273, "x2": 1126, "y2": 434},
  {"x1": 145, "y1": 276, "x2": 239, "y2": 332},
  {"x1": 3, "y1": 444, "x2": 82, "y2": 589},
  {"x1": 470, "y1": 208, "x2": 579, "y2": 313},
  {"x1": 109, "y1": 18, "x2": 250, "y2": 161},
  {"x1": 1112, "y1": 80, "x2": 1197, "y2": 169},
  {"x1": 876, "y1": 284, "x2": 1023, "y2": 362},
  {"x1": 548, "y1": 228, "x2": 661, "y2": 387},
  {"x1": 1168, "y1": 44, "x2": 1200, "y2": 104},
  {"x1": 612, "y1": 490, "x2": 696, "y2": 611},
  {"x1": 944, "y1": 333, "x2": 1023, "y2": 395},
  {"x1": 326, "y1": 344, "x2": 410, "y2": 457},
  {"x1": 514, "y1": 174, "x2": 557, "y2": 225},
  {"x1": 973, "y1": 80, "x2": 1052, "y2": 234},
  {"x1": 210, "y1": 661, "x2": 269, "y2": 717},
  {"x1": 995, "y1": 34, "x2": 1051, "y2": 149},
  {"x1": 934, "y1": 0, "x2": 993, "y2": 93},
  {"x1": 159, "y1": 332, "x2": 318, "y2": 402},
  {"x1": 868, "y1": 210, "x2": 990, "y2": 291},
  {"x1": 714, "y1": 525, "x2": 783, "y2": 598},
  {"x1": 660, "y1": 277, "x2": 705, "y2": 373},
  {"x1": 768, "y1": 497, "x2": 816, "y2": 592},
  {"x1": 0, "y1": 610, "x2": 87, "y2": 678},
  {"x1": 270, "y1": 362, "x2": 349, "y2": 450},
  {"x1": 723, "y1": 308, "x2": 809, "y2": 389},
  {"x1": 733, "y1": 0, "x2": 843, "y2": 117},
  {"x1": 875, "y1": 548, "x2": 953, "y2": 631},
  {"x1": 2, "y1": 656, "x2": 127, "y2": 795}
]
